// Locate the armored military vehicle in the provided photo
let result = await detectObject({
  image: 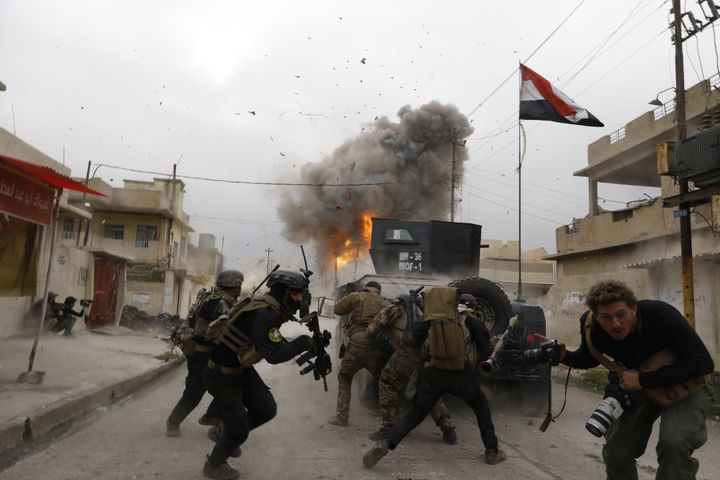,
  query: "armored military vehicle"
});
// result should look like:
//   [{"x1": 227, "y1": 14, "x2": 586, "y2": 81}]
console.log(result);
[{"x1": 334, "y1": 217, "x2": 549, "y2": 415}]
